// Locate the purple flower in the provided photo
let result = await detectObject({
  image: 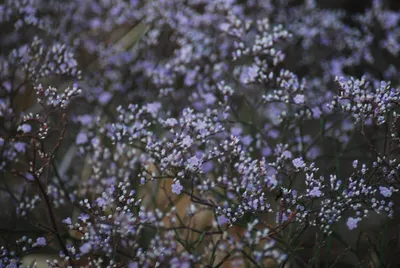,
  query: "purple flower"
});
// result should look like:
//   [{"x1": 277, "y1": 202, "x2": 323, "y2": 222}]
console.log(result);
[
  {"x1": 282, "y1": 150, "x2": 292, "y2": 159},
  {"x1": 217, "y1": 215, "x2": 229, "y2": 225},
  {"x1": 309, "y1": 186, "x2": 322, "y2": 197},
  {"x1": 352, "y1": 160, "x2": 358, "y2": 168},
  {"x1": 266, "y1": 175, "x2": 278, "y2": 189},
  {"x1": 14, "y1": 142, "x2": 26, "y2": 153},
  {"x1": 78, "y1": 213, "x2": 90, "y2": 223},
  {"x1": 292, "y1": 157, "x2": 306, "y2": 169},
  {"x1": 80, "y1": 242, "x2": 92, "y2": 254},
  {"x1": 193, "y1": 101, "x2": 205, "y2": 110},
  {"x1": 231, "y1": 126, "x2": 243, "y2": 136},
  {"x1": 25, "y1": 172, "x2": 34, "y2": 181},
  {"x1": 379, "y1": 186, "x2": 392, "y2": 198},
  {"x1": 184, "y1": 70, "x2": 197, "y2": 86},
  {"x1": 268, "y1": 129, "x2": 280, "y2": 139},
  {"x1": 20, "y1": 124, "x2": 31, "y2": 133},
  {"x1": 203, "y1": 93, "x2": 216, "y2": 105},
  {"x1": 34, "y1": 237, "x2": 46, "y2": 247},
  {"x1": 76, "y1": 132, "x2": 88, "y2": 145},
  {"x1": 262, "y1": 146, "x2": 272, "y2": 157},
  {"x1": 306, "y1": 147, "x2": 320, "y2": 159},
  {"x1": 181, "y1": 262, "x2": 190, "y2": 268},
  {"x1": 293, "y1": 94, "x2": 305, "y2": 104},
  {"x1": 90, "y1": 18, "x2": 102, "y2": 29},
  {"x1": 201, "y1": 161, "x2": 214, "y2": 173},
  {"x1": 62, "y1": 217, "x2": 72, "y2": 225},
  {"x1": 243, "y1": 65, "x2": 259, "y2": 83},
  {"x1": 99, "y1": 91, "x2": 112, "y2": 105},
  {"x1": 312, "y1": 107, "x2": 322, "y2": 119},
  {"x1": 181, "y1": 136, "x2": 193, "y2": 147},
  {"x1": 171, "y1": 180, "x2": 183, "y2": 194},
  {"x1": 165, "y1": 118, "x2": 178, "y2": 127},
  {"x1": 346, "y1": 217, "x2": 360, "y2": 230},
  {"x1": 144, "y1": 102, "x2": 161, "y2": 117},
  {"x1": 96, "y1": 197, "x2": 106, "y2": 207},
  {"x1": 170, "y1": 258, "x2": 191, "y2": 268},
  {"x1": 241, "y1": 135, "x2": 253, "y2": 146},
  {"x1": 276, "y1": 212, "x2": 288, "y2": 224},
  {"x1": 78, "y1": 115, "x2": 92, "y2": 125},
  {"x1": 91, "y1": 137, "x2": 100, "y2": 147},
  {"x1": 187, "y1": 156, "x2": 201, "y2": 171}
]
